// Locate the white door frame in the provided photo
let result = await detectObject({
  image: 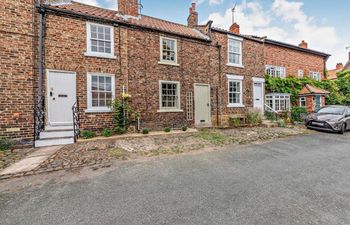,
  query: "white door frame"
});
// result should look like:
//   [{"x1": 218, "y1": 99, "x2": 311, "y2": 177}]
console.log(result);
[
  {"x1": 46, "y1": 69, "x2": 77, "y2": 126},
  {"x1": 194, "y1": 83, "x2": 212, "y2": 127},
  {"x1": 252, "y1": 77, "x2": 265, "y2": 113}
]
